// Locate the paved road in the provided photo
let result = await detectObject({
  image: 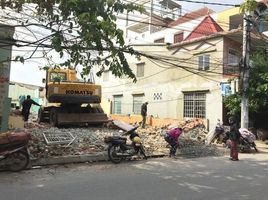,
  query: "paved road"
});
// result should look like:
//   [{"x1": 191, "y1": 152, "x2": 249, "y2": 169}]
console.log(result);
[{"x1": 0, "y1": 150, "x2": 268, "y2": 200}]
